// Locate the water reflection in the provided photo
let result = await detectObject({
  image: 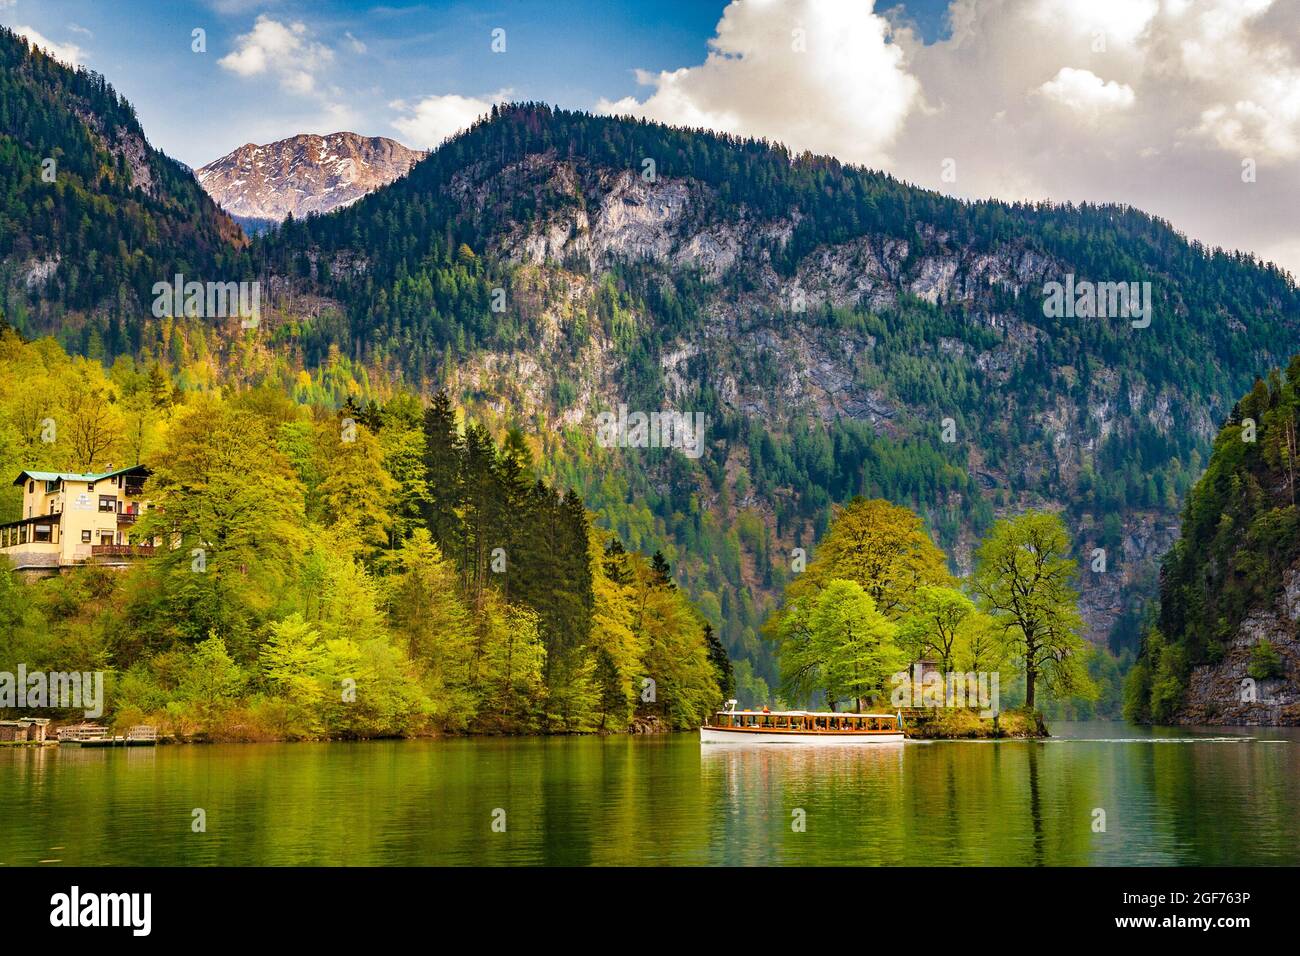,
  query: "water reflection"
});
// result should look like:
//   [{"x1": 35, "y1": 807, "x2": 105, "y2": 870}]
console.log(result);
[{"x1": 0, "y1": 723, "x2": 1296, "y2": 866}]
